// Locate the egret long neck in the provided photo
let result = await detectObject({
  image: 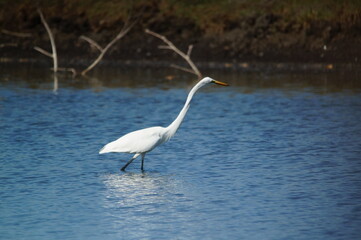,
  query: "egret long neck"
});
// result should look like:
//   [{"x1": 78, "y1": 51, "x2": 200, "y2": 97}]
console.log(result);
[{"x1": 164, "y1": 82, "x2": 203, "y2": 139}]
